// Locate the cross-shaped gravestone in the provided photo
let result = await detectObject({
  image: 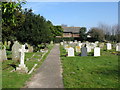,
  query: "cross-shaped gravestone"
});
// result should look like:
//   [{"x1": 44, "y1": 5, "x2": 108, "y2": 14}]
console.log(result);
[
  {"x1": 16, "y1": 45, "x2": 28, "y2": 73},
  {"x1": 19, "y1": 45, "x2": 27, "y2": 66}
]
